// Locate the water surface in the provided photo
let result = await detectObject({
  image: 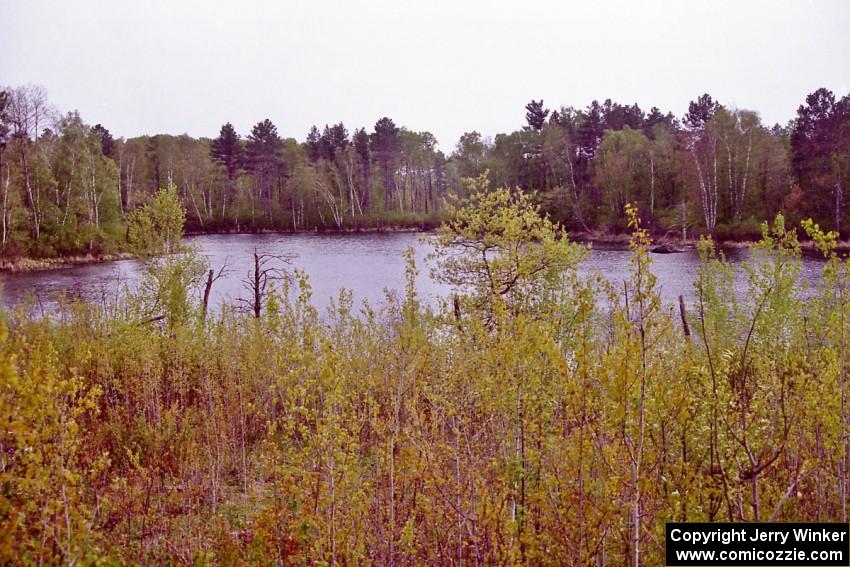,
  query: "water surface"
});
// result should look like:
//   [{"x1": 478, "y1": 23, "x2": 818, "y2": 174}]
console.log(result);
[{"x1": 0, "y1": 233, "x2": 828, "y2": 315}]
